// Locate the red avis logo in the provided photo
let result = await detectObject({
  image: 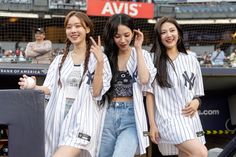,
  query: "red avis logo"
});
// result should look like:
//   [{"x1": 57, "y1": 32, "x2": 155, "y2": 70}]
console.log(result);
[
  {"x1": 87, "y1": 0, "x2": 154, "y2": 19},
  {"x1": 101, "y1": 2, "x2": 139, "y2": 16}
]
